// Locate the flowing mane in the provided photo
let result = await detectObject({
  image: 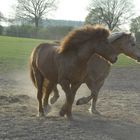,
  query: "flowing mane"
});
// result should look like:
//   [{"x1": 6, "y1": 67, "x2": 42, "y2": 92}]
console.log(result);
[{"x1": 57, "y1": 25, "x2": 111, "y2": 53}]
